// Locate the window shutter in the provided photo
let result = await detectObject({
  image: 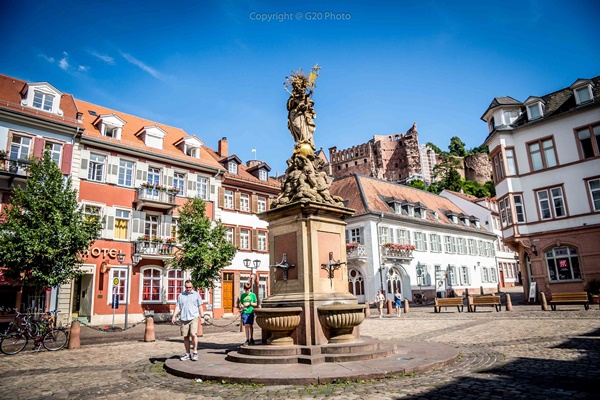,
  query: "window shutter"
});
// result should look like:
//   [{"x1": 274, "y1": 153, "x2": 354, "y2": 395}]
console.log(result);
[
  {"x1": 61, "y1": 144, "x2": 74, "y2": 174},
  {"x1": 104, "y1": 208, "x2": 116, "y2": 240},
  {"x1": 345, "y1": 229, "x2": 349, "y2": 243},
  {"x1": 250, "y1": 194, "x2": 258, "y2": 214},
  {"x1": 132, "y1": 211, "x2": 146, "y2": 237},
  {"x1": 218, "y1": 187, "x2": 225, "y2": 208},
  {"x1": 33, "y1": 137, "x2": 45, "y2": 158},
  {"x1": 165, "y1": 168, "x2": 174, "y2": 187},
  {"x1": 187, "y1": 173, "x2": 197, "y2": 198},
  {"x1": 234, "y1": 227, "x2": 240, "y2": 248},
  {"x1": 252, "y1": 229, "x2": 258, "y2": 251},
  {"x1": 359, "y1": 228, "x2": 364, "y2": 244},
  {"x1": 108, "y1": 156, "x2": 120, "y2": 184},
  {"x1": 234, "y1": 192, "x2": 241, "y2": 211},
  {"x1": 162, "y1": 215, "x2": 173, "y2": 237},
  {"x1": 78, "y1": 149, "x2": 90, "y2": 179},
  {"x1": 135, "y1": 162, "x2": 148, "y2": 186}
]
